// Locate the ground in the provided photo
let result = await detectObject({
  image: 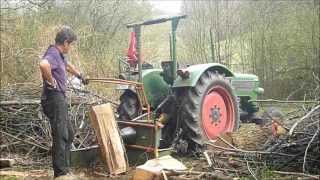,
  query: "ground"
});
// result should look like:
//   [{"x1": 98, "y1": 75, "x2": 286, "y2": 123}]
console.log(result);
[
  {"x1": 1, "y1": 104, "x2": 318, "y2": 179},
  {"x1": 0, "y1": 153, "x2": 291, "y2": 180}
]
